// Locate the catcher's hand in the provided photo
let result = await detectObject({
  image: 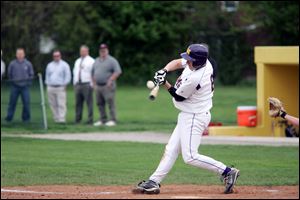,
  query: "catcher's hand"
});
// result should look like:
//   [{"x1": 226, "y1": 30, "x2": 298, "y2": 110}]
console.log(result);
[
  {"x1": 268, "y1": 97, "x2": 286, "y2": 118},
  {"x1": 154, "y1": 69, "x2": 168, "y2": 85}
]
